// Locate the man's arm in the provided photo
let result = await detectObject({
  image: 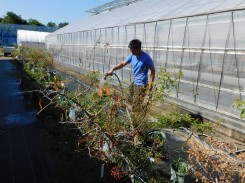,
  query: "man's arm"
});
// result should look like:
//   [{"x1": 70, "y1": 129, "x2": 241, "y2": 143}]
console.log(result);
[
  {"x1": 148, "y1": 67, "x2": 155, "y2": 92},
  {"x1": 106, "y1": 61, "x2": 128, "y2": 76}
]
